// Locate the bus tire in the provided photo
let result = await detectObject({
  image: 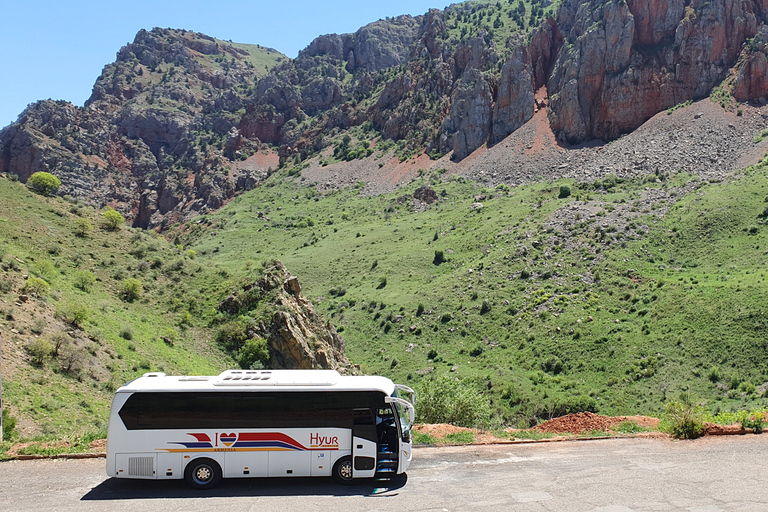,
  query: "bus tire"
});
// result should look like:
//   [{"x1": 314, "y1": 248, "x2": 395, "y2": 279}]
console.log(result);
[
  {"x1": 184, "y1": 458, "x2": 222, "y2": 490},
  {"x1": 332, "y1": 456, "x2": 354, "y2": 485}
]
